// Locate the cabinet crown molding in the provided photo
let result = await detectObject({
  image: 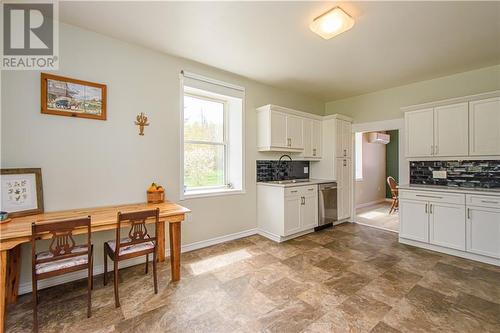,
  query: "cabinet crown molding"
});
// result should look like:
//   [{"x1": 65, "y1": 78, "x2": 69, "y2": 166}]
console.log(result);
[{"x1": 400, "y1": 90, "x2": 500, "y2": 113}]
